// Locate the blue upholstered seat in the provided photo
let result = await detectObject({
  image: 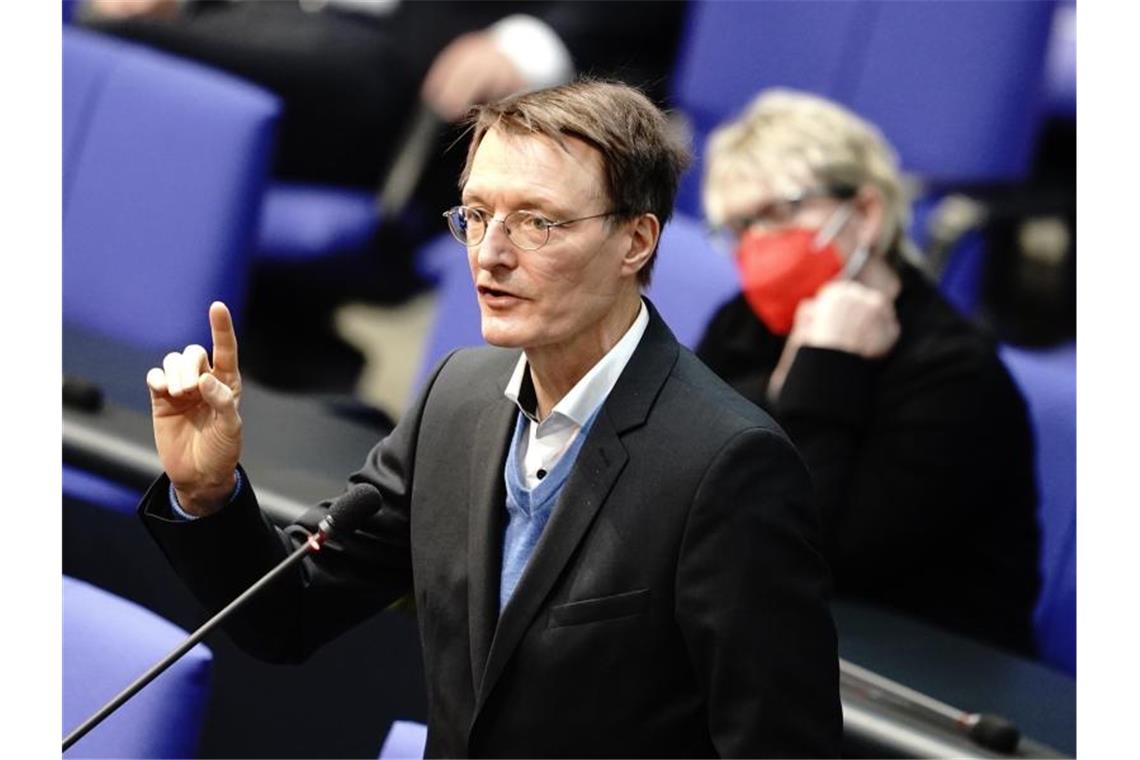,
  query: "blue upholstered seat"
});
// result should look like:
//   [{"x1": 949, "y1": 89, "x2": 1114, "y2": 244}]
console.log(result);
[
  {"x1": 257, "y1": 182, "x2": 380, "y2": 261},
  {"x1": 63, "y1": 576, "x2": 213, "y2": 758},
  {"x1": 378, "y1": 720, "x2": 429, "y2": 759},
  {"x1": 63, "y1": 27, "x2": 279, "y2": 350},
  {"x1": 999, "y1": 343, "x2": 1077, "y2": 675}
]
